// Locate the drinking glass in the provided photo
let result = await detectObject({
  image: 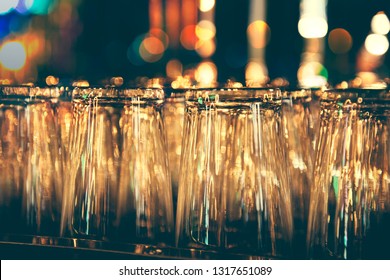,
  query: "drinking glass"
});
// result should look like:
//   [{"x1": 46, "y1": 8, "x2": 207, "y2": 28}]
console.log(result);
[
  {"x1": 281, "y1": 89, "x2": 319, "y2": 257},
  {"x1": 0, "y1": 86, "x2": 65, "y2": 236},
  {"x1": 162, "y1": 88, "x2": 186, "y2": 211},
  {"x1": 62, "y1": 87, "x2": 174, "y2": 245},
  {"x1": 176, "y1": 87, "x2": 293, "y2": 258},
  {"x1": 307, "y1": 88, "x2": 390, "y2": 259}
]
